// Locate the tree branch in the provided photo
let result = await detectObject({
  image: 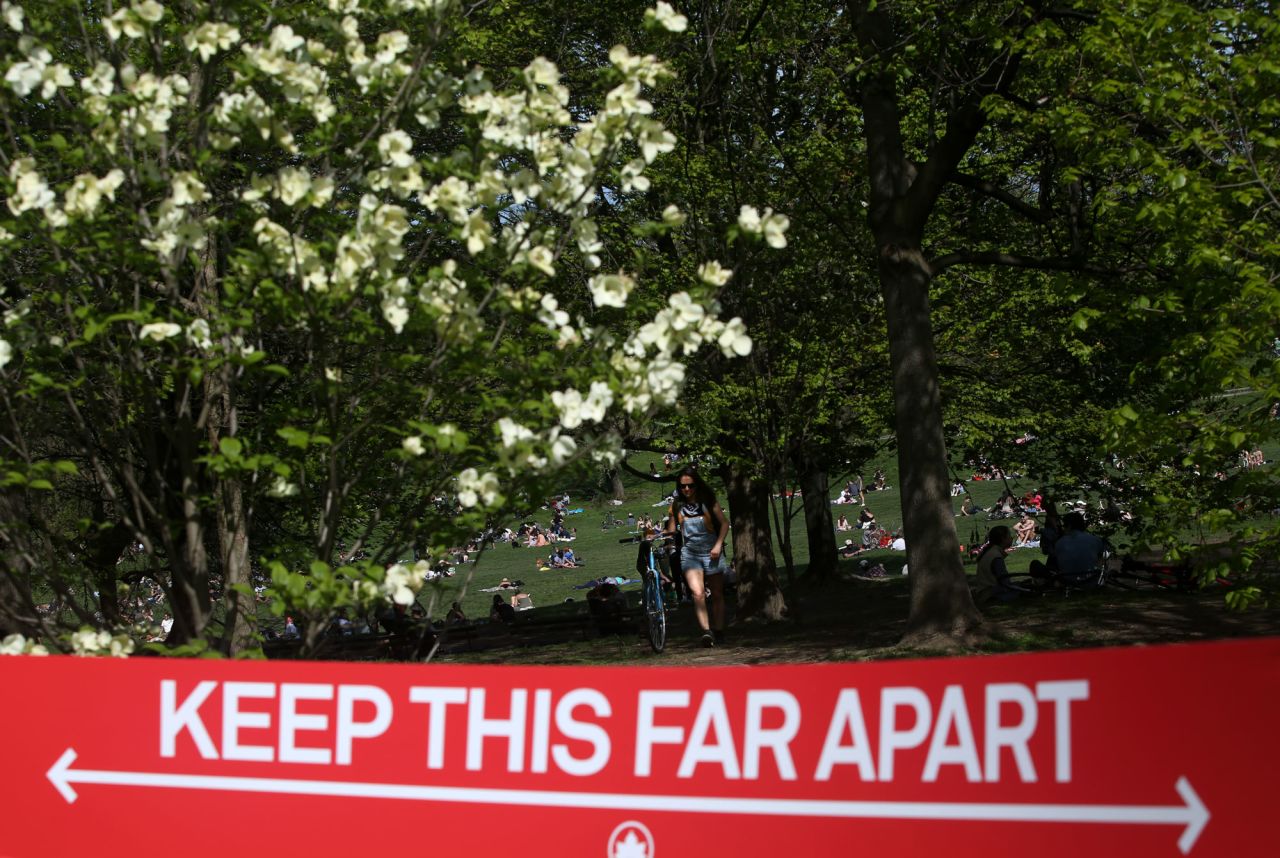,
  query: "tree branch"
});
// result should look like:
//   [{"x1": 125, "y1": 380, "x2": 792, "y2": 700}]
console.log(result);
[
  {"x1": 904, "y1": 49, "x2": 1023, "y2": 233},
  {"x1": 929, "y1": 250, "x2": 1145, "y2": 277},
  {"x1": 949, "y1": 170, "x2": 1052, "y2": 224}
]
